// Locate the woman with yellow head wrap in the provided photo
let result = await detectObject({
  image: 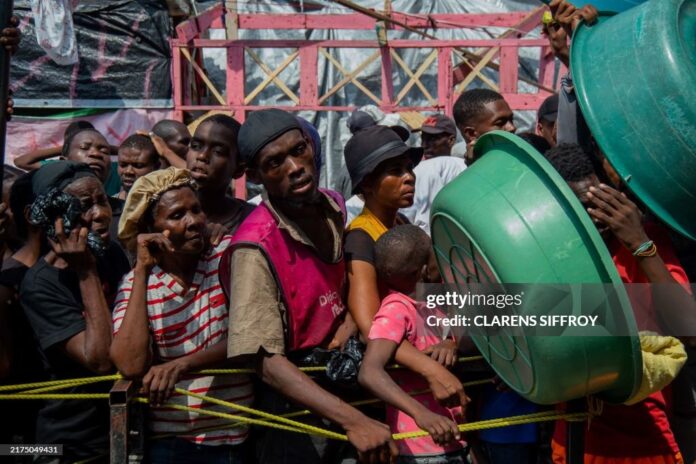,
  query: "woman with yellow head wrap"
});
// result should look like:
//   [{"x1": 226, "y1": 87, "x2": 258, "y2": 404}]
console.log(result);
[{"x1": 111, "y1": 167, "x2": 253, "y2": 462}]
